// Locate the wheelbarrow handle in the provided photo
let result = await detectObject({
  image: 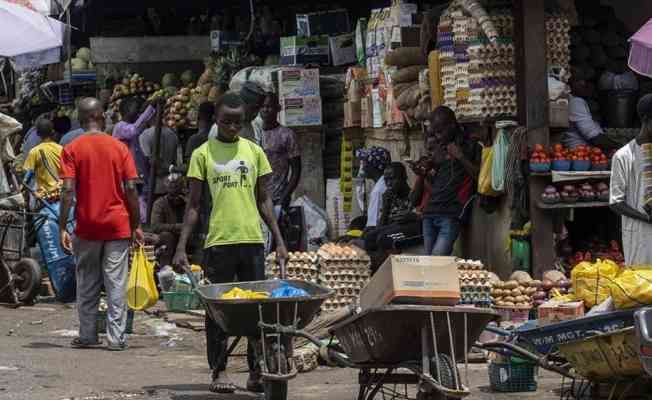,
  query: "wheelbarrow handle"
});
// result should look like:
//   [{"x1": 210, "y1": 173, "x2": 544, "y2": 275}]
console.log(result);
[{"x1": 279, "y1": 258, "x2": 287, "y2": 280}]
